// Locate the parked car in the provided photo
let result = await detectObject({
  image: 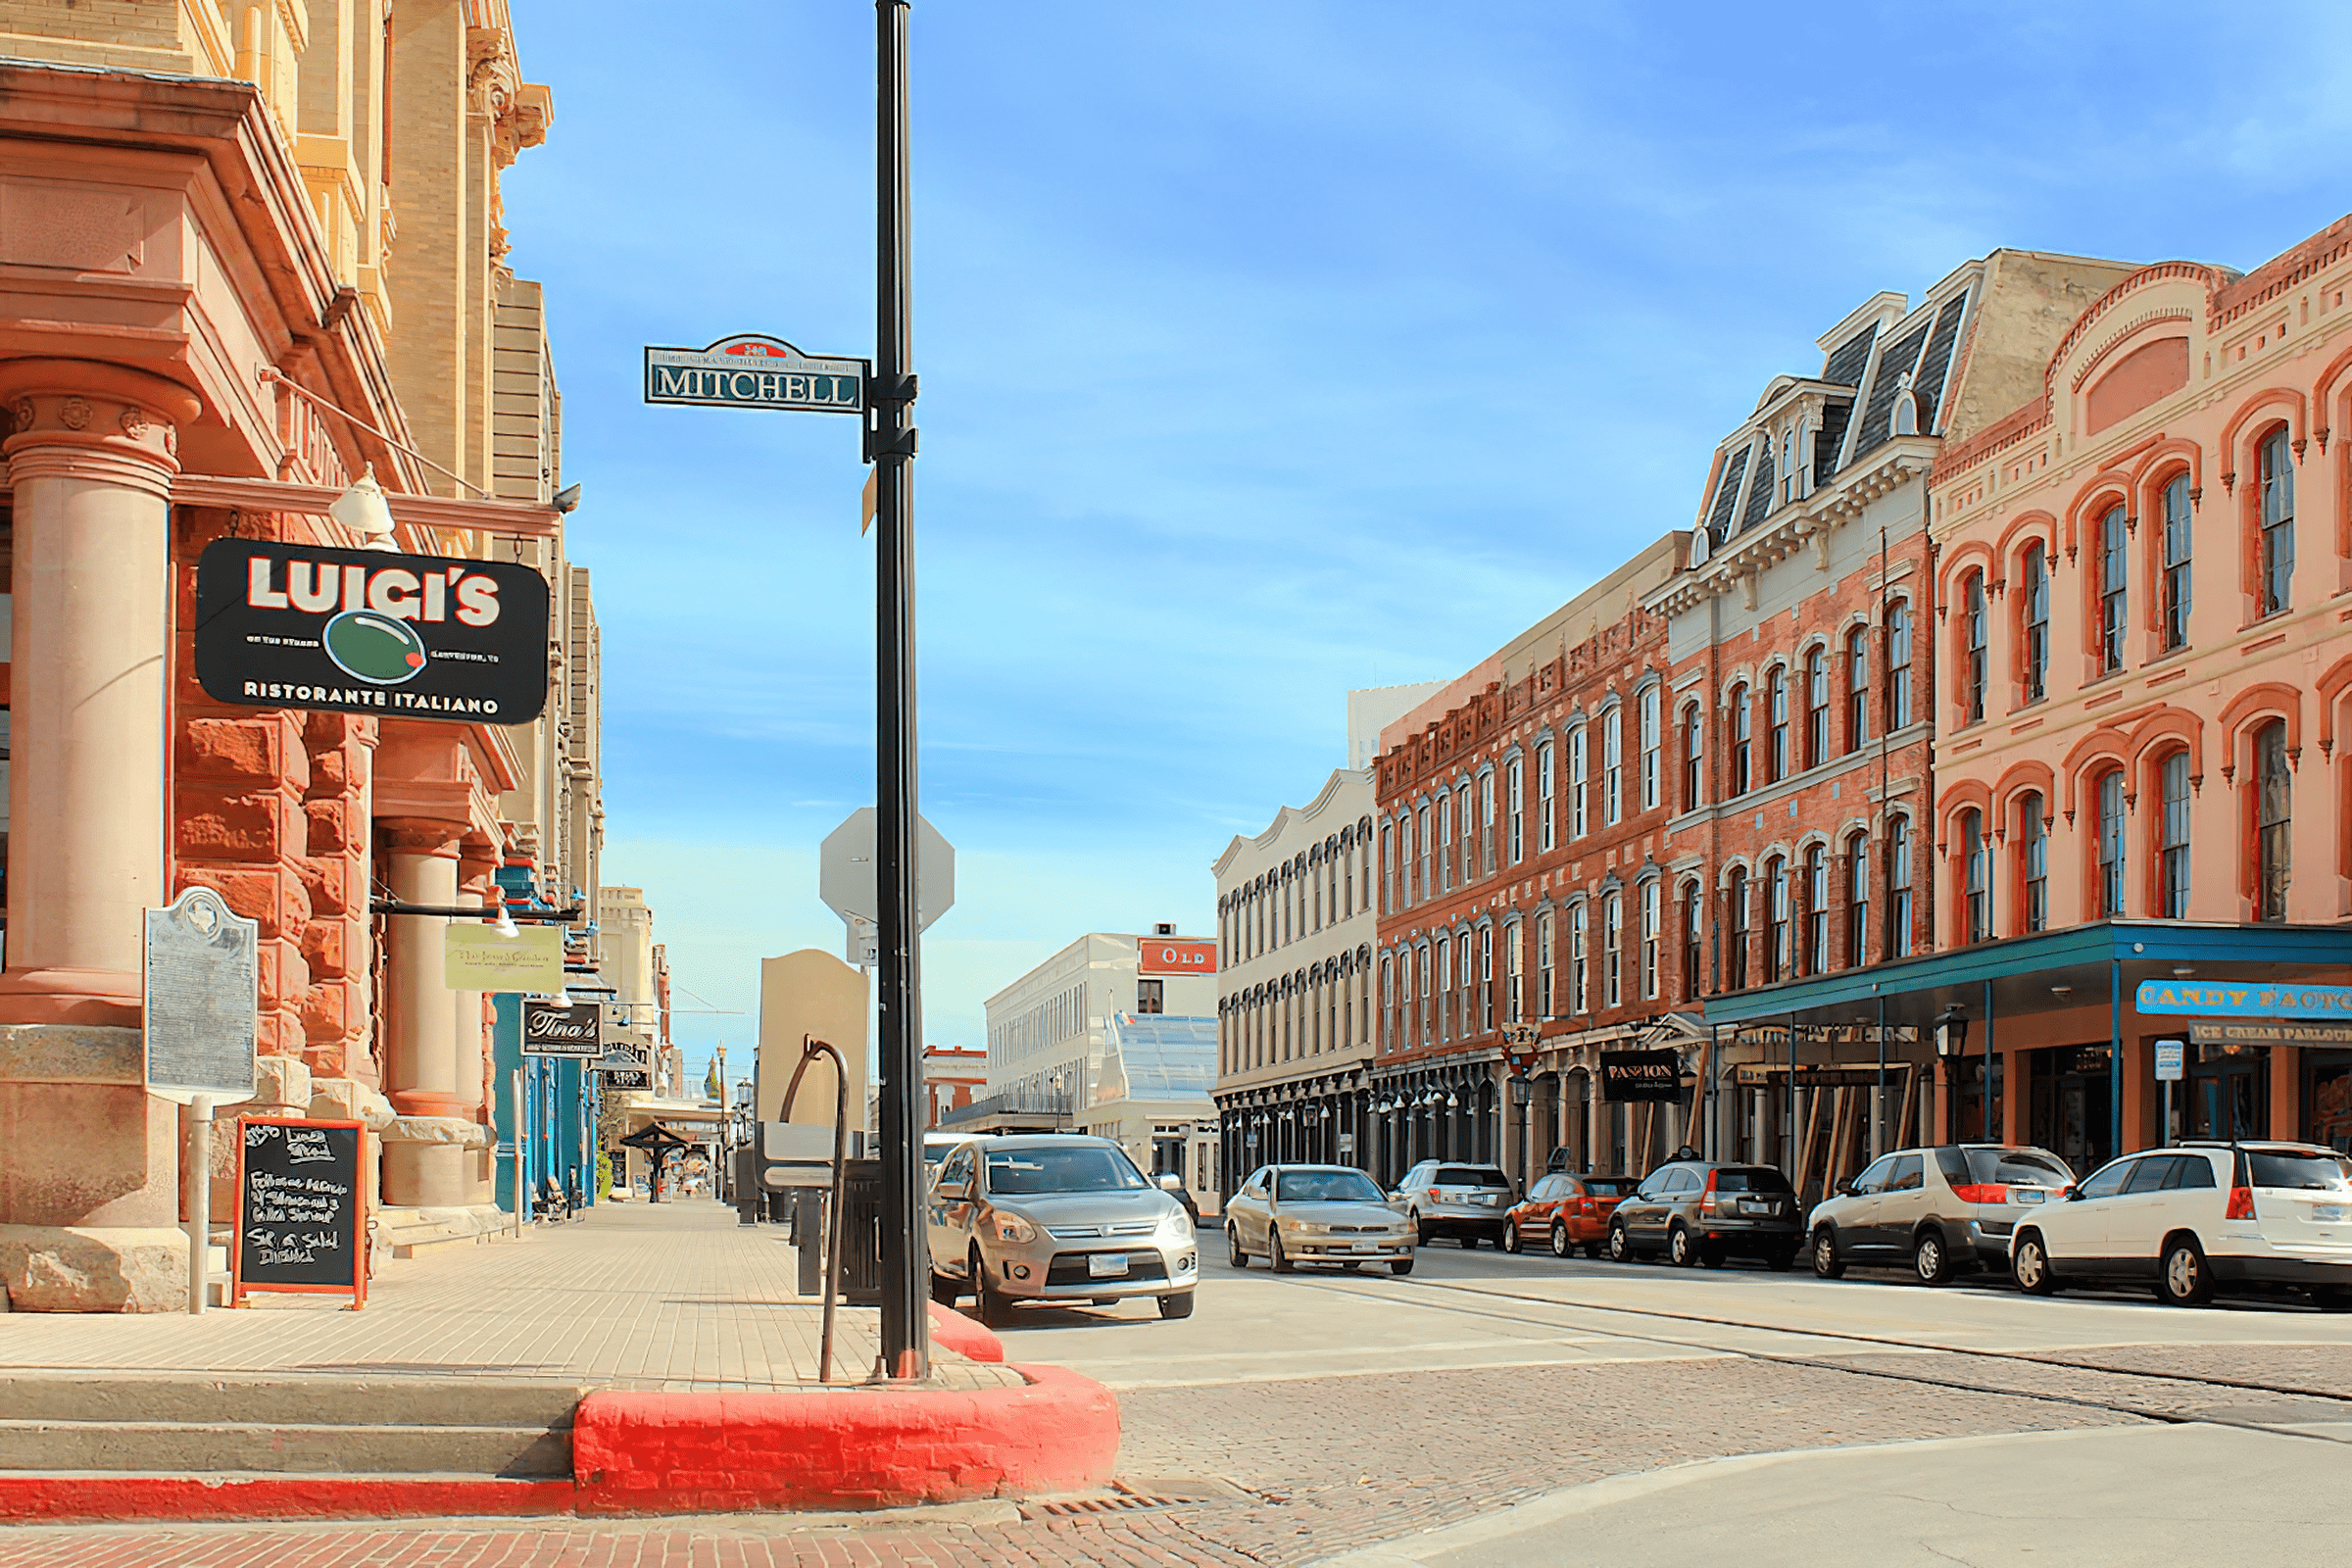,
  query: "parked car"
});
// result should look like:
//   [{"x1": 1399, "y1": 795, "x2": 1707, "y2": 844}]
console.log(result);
[
  {"x1": 1808, "y1": 1144, "x2": 2075, "y2": 1284},
  {"x1": 1389, "y1": 1160, "x2": 1517, "y2": 1247},
  {"x1": 1502, "y1": 1171, "x2": 1636, "y2": 1257},
  {"x1": 1224, "y1": 1164, "x2": 1414, "y2": 1275},
  {"x1": 1607, "y1": 1160, "x2": 1801, "y2": 1268},
  {"x1": 925, "y1": 1133, "x2": 1199, "y2": 1325},
  {"x1": 2009, "y1": 1140, "x2": 2352, "y2": 1308}
]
